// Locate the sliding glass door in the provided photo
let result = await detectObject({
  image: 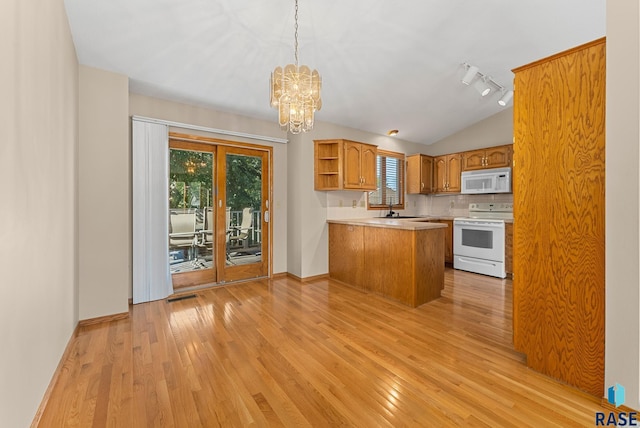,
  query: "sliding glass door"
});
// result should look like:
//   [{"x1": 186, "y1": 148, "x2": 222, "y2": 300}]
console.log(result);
[
  {"x1": 217, "y1": 146, "x2": 270, "y2": 282},
  {"x1": 168, "y1": 139, "x2": 270, "y2": 289},
  {"x1": 168, "y1": 141, "x2": 216, "y2": 288}
]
